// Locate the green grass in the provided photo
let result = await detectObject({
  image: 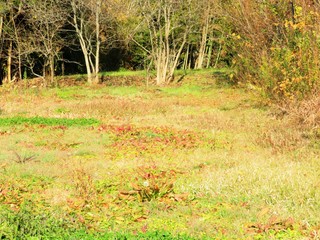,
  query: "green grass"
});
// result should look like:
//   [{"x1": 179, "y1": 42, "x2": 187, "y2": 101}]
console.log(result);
[
  {"x1": 0, "y1": 203, "x2": 195, "y2": 239},
  {"x1": 0, "y1": 71, "x2": 319, "y2": 239},
  {"x1": 50, "y1": 86, "x2": 105, "y2": 99},
  {"x1": 101, "y1": 69, "x2": 147, "y2": 77},
  {"x1": 0, "y1": 116, "x2": 99, "y2": 126},
  {"x1": 161, "y1": 85, "x2": 205, "y2": 96},
  {"x1": 106, "y1": 86, "x2": 141, "y2": 96},
  {"x1": 58, "y1": 67, "x2": 230, "y2": 81}
]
